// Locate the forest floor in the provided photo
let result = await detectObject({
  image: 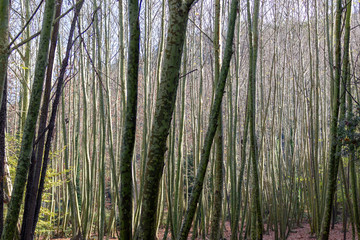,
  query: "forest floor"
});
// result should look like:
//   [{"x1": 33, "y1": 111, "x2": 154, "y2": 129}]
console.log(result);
[
  {"x1": 261, "y1": 223, "x2": 358, "y2": 240},
  {"x1": 48, "y1": 222, "x2": 358, "y2": 239},
  {"x1": 156, "y1": 222, "x2": 358, "y2": 239}
]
